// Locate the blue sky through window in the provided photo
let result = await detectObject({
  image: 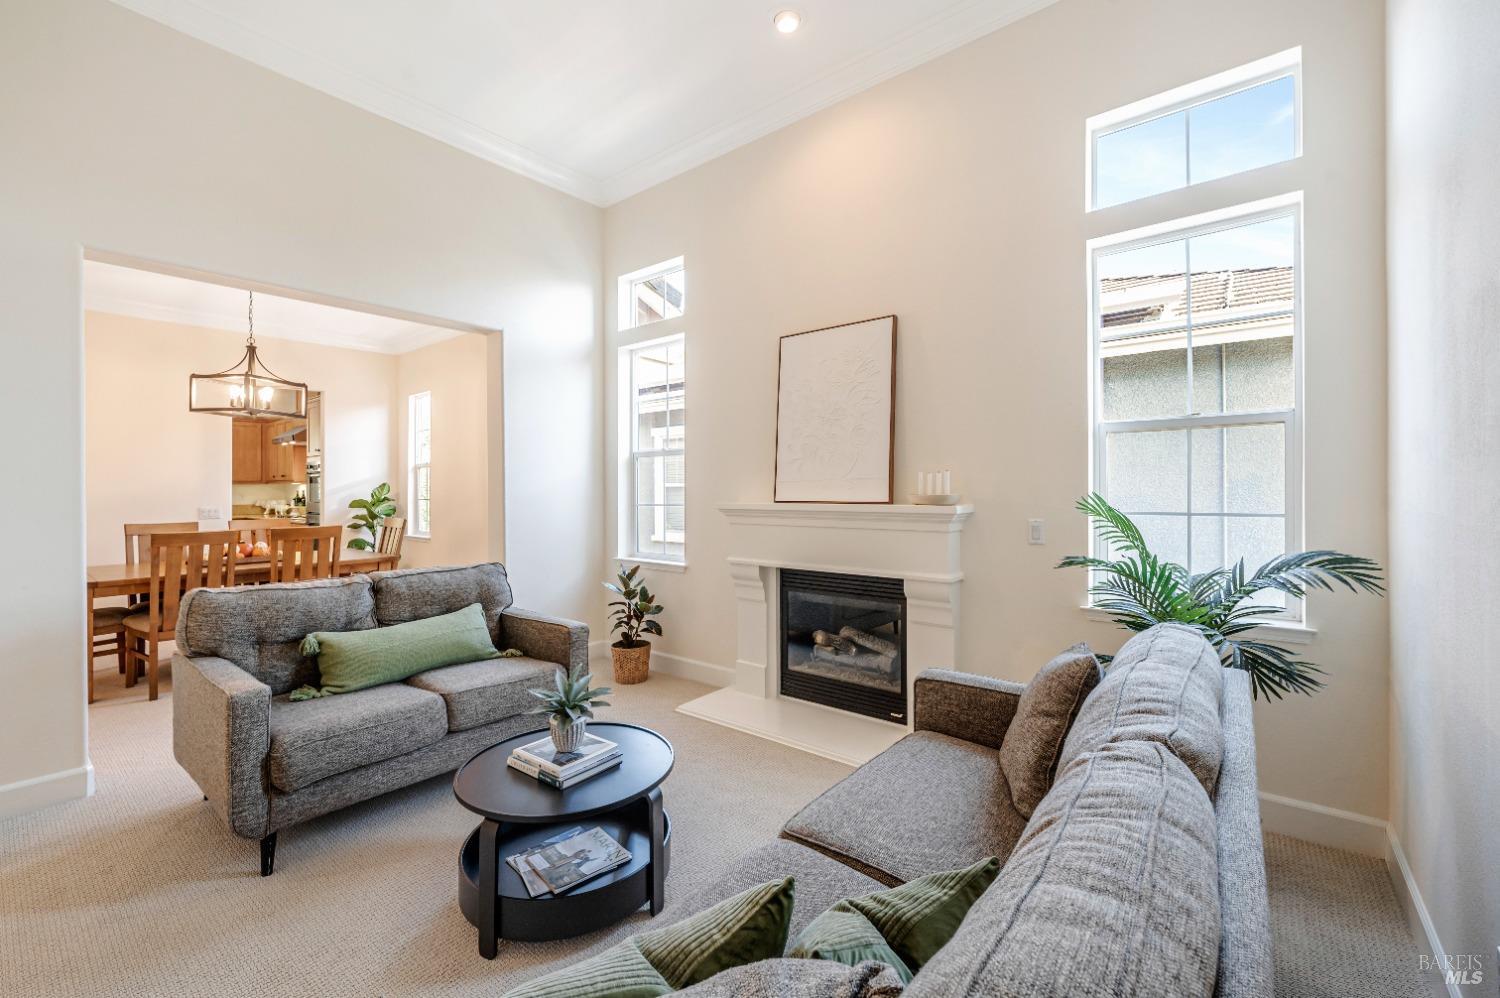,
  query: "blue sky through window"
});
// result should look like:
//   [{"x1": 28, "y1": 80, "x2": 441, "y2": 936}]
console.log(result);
[{"x1": 1095, "y1": 75, "x2": 1295, "y2": 208}]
